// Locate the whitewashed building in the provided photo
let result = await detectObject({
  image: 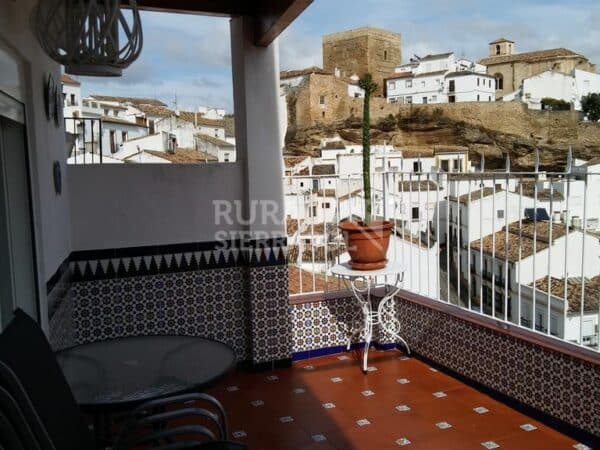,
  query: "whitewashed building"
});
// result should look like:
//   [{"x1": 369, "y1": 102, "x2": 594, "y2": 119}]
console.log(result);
[
  {"x1": 466, "y1": 221, "x2": 600, "y2": 341},
  {"x1": 61, "y1": 74, "x2": 81, "y2": 125},
  {"x1": 386, "y1": 52, "x2": 495, "y2": 104},
  {"x1": 516, "y1": 69, "x2": 600, "y2": 111},
  {"x1": 195, "y1": 134, "x2": 236, "y2": 163},
  {"x1": 520, "y1": 277, "x2": 600, "y2": 347}
]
